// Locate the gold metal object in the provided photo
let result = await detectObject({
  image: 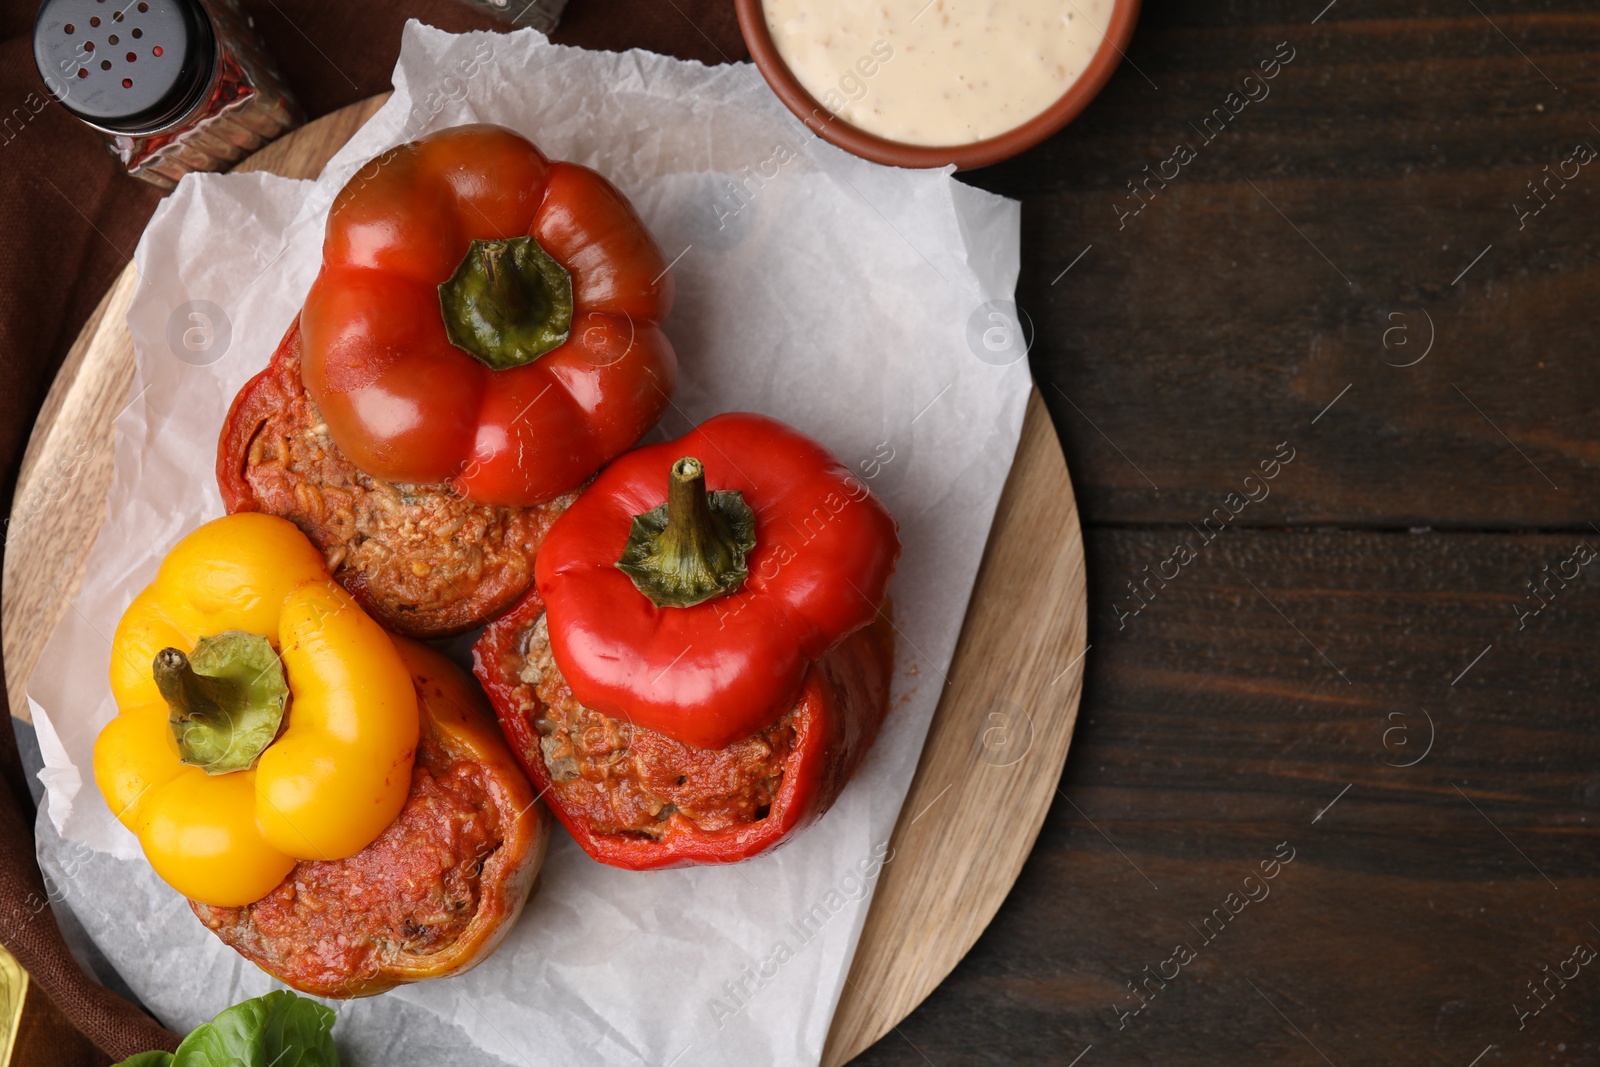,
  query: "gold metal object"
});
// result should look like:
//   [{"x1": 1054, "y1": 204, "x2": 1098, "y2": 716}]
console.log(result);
[{"x1": 0, "y1": 942, "x2": 28, "y2": 1067}]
